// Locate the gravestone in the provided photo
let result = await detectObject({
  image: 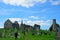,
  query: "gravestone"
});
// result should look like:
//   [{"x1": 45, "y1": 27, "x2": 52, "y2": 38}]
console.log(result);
[
  {"x1": 14, "y1": 28, "x2": 20, "y2": 39},
  {"x1": 14, "y1": 30, "x2": 19, "y2": 40},
  {"x1": 37, "y1": 32, "x2": 41, "y2": 35},
  {"x1": 9, "y1": 29, "x2": 13, "y2": 37},
  {"x1": 17, "y1": 32, "x2": 20, "y2": 38},
  {"x1": 2, "y1": 29, "x2": 6, "y2": 38}
]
